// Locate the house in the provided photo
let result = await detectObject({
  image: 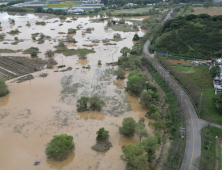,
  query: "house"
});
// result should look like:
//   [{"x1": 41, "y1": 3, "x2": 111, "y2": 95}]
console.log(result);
[{"x1": 68, "y1": 8, "x2": 84, "y2": 13}]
